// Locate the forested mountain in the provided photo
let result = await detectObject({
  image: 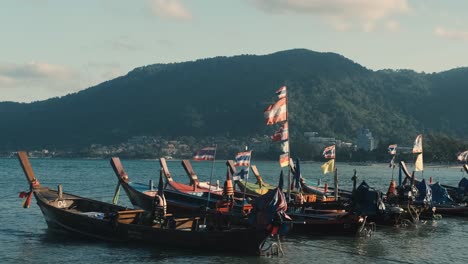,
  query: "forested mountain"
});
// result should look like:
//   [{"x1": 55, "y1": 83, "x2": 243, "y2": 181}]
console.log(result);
[{"x1": 1, "y1": 49, "x2": 467, "y2": 151}]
